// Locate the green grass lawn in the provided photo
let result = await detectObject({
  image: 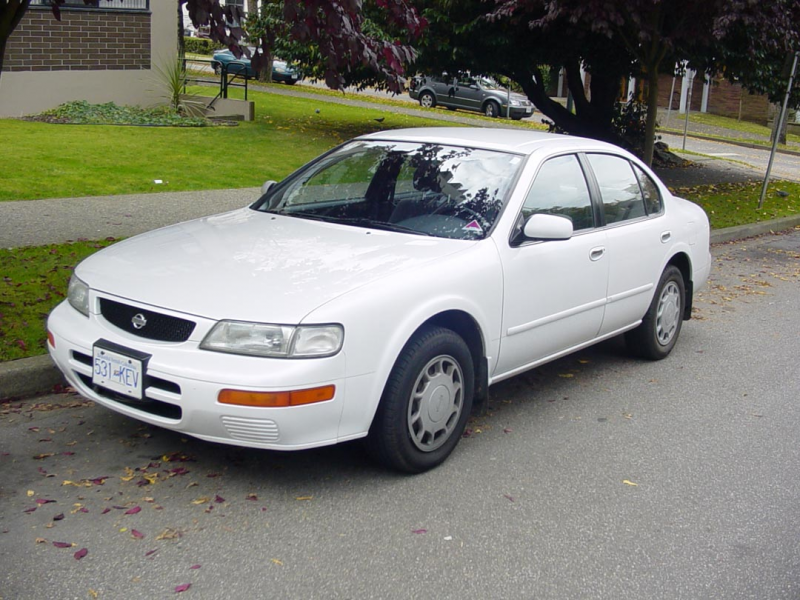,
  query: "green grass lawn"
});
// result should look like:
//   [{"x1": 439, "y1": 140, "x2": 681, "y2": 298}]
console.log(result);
[
  {"x1": 0, "y1": 239, "x2": 116, "y2": 362},
  {"x1": 0, "y1": 86, "x2": 454, "y2": 202},
  {"x1": 673, "y1": 181, "x2": 800, "y2": 229},
  {"x1": 660, "y1": 111, "x2": 800, "y2": 147}
]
